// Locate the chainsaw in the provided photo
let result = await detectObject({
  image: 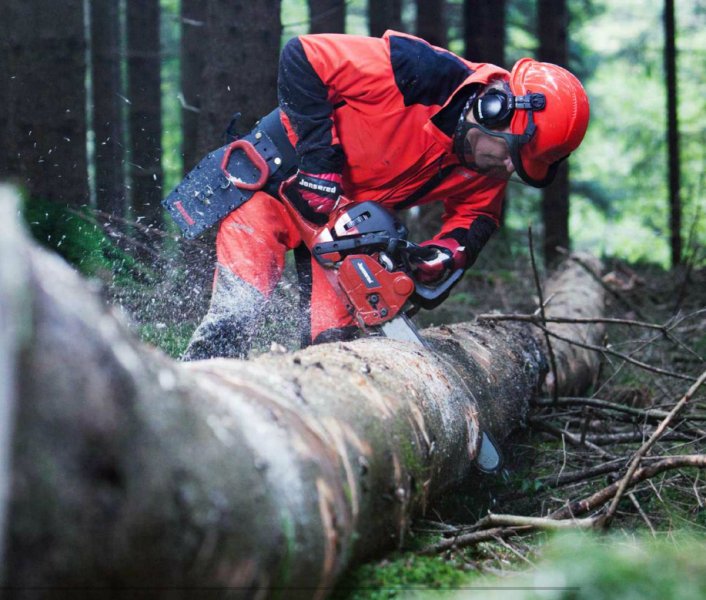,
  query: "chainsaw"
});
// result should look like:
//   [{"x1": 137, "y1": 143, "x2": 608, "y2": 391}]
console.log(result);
[
  {"x1": 278, "y1": 184, "x2": 464, "y2": 348},
  {"x1": 279, "y1": 184, "x2": 503, "y2": 473}
]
